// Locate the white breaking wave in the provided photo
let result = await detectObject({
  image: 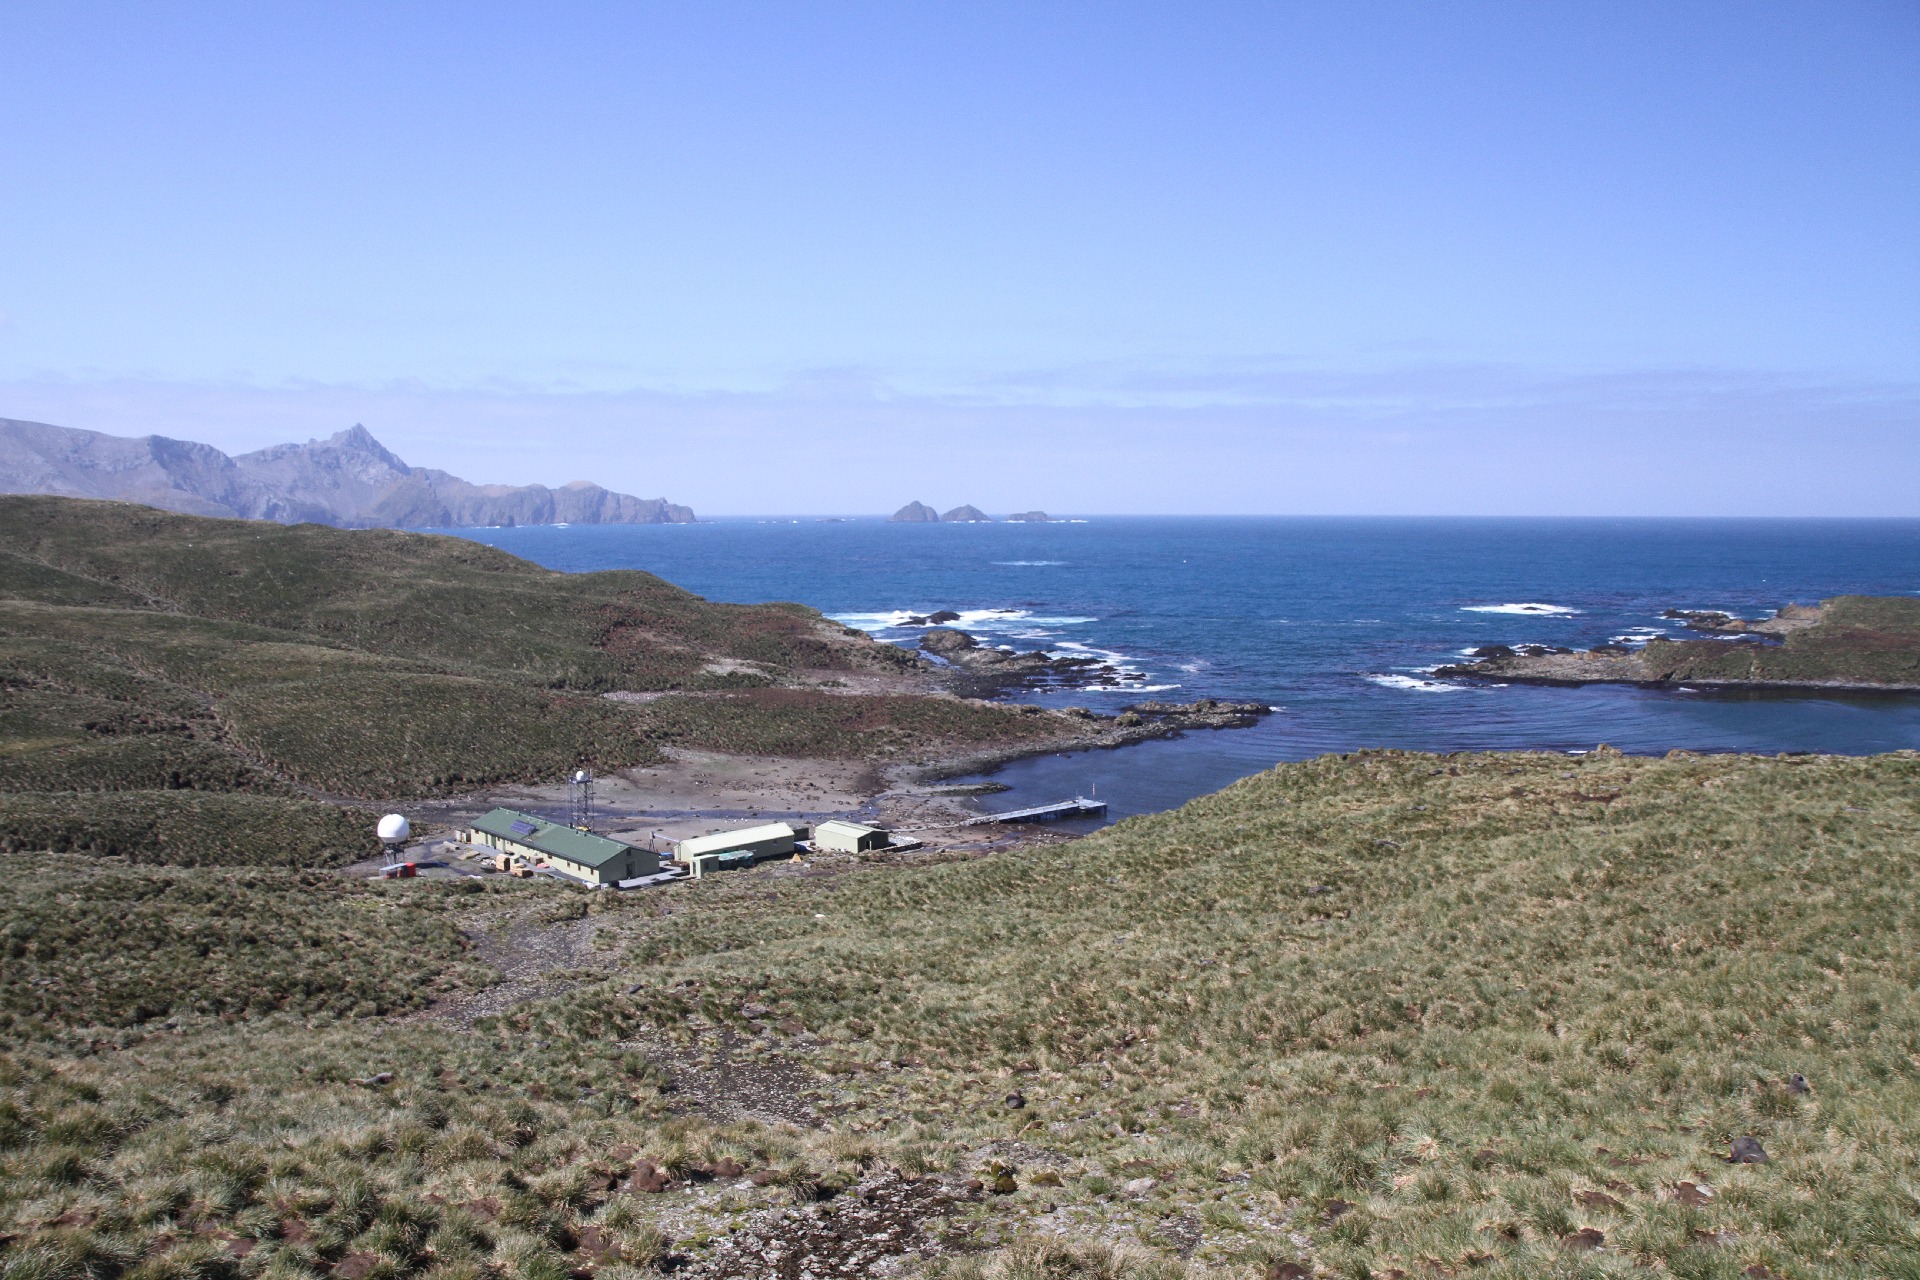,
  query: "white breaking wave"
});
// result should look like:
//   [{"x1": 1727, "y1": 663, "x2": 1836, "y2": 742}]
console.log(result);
[
  {"x1": 992, "y1": 560, "x2": 1067, "y2": 566},
  {"x1": 1367, "y1": 674, "x2": 1468, "y2": 693},
  {"x1": 832, "y1": 606, "x2": 1095, "y2": 633},
  {"x1": 1461, "y1": 602, "x2": 1581, "y2": 615}
]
